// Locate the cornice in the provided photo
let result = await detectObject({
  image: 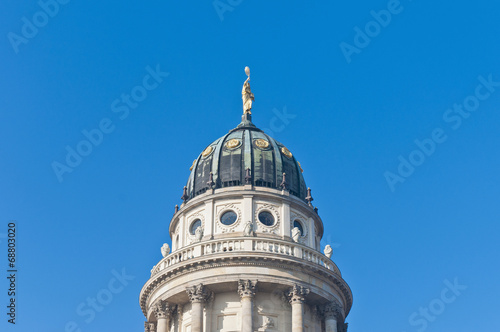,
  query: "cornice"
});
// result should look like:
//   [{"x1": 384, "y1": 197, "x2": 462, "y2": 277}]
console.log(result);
[{"x1": 139, "y1": 252, "x2": 352, "y2": 319}]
